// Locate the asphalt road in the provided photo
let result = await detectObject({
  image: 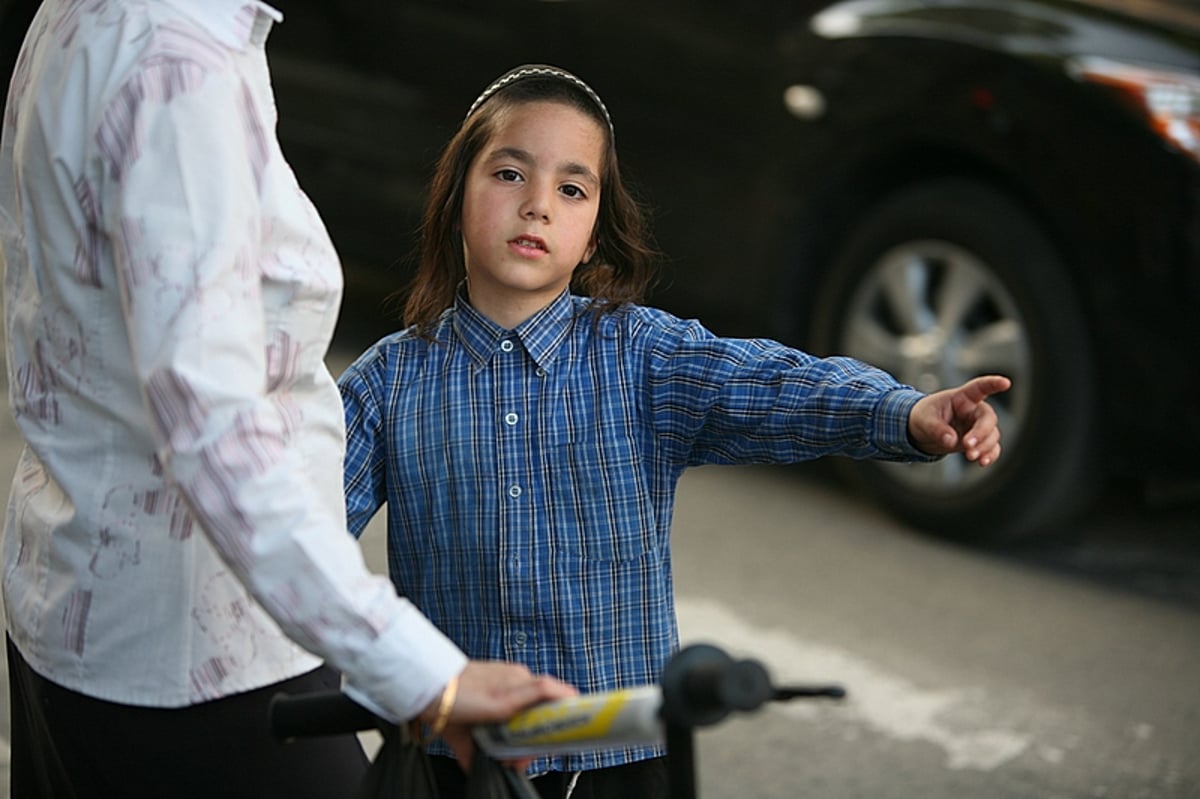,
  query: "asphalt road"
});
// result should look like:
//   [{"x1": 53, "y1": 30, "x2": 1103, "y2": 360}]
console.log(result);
[
  {"x1": 0, "y1": 347, "x2": 1197, "y2": 798},
  {"x1": 669, "y1": 464, "x2": 1200, "y2": 798}
]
